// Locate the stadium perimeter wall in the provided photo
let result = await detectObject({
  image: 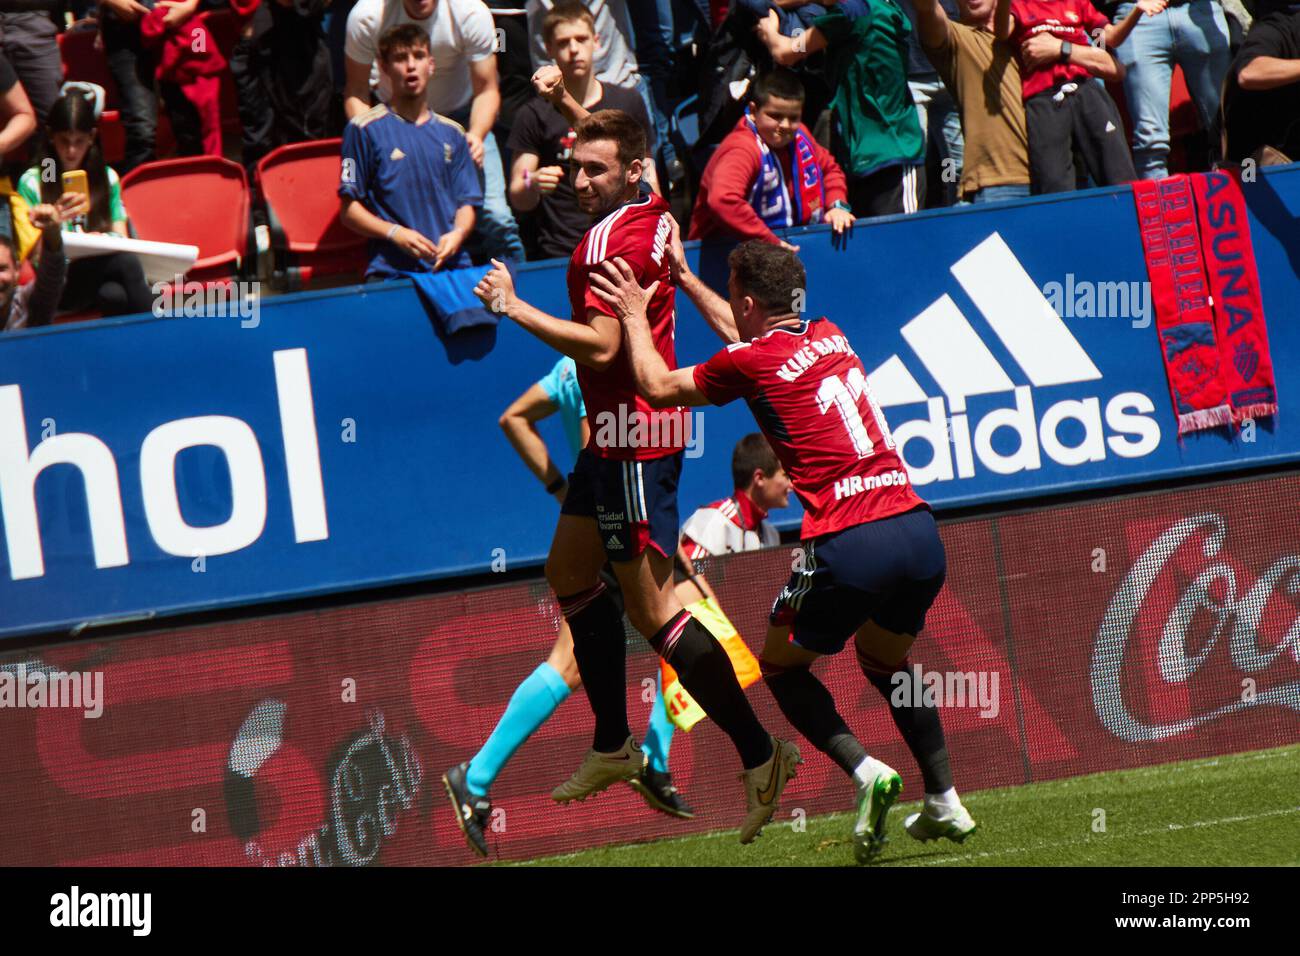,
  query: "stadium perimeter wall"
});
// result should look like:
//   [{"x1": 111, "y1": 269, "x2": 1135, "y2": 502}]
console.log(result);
[{"x1": 2, "y1": 167, "x2": 1300, "y2": 638}]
